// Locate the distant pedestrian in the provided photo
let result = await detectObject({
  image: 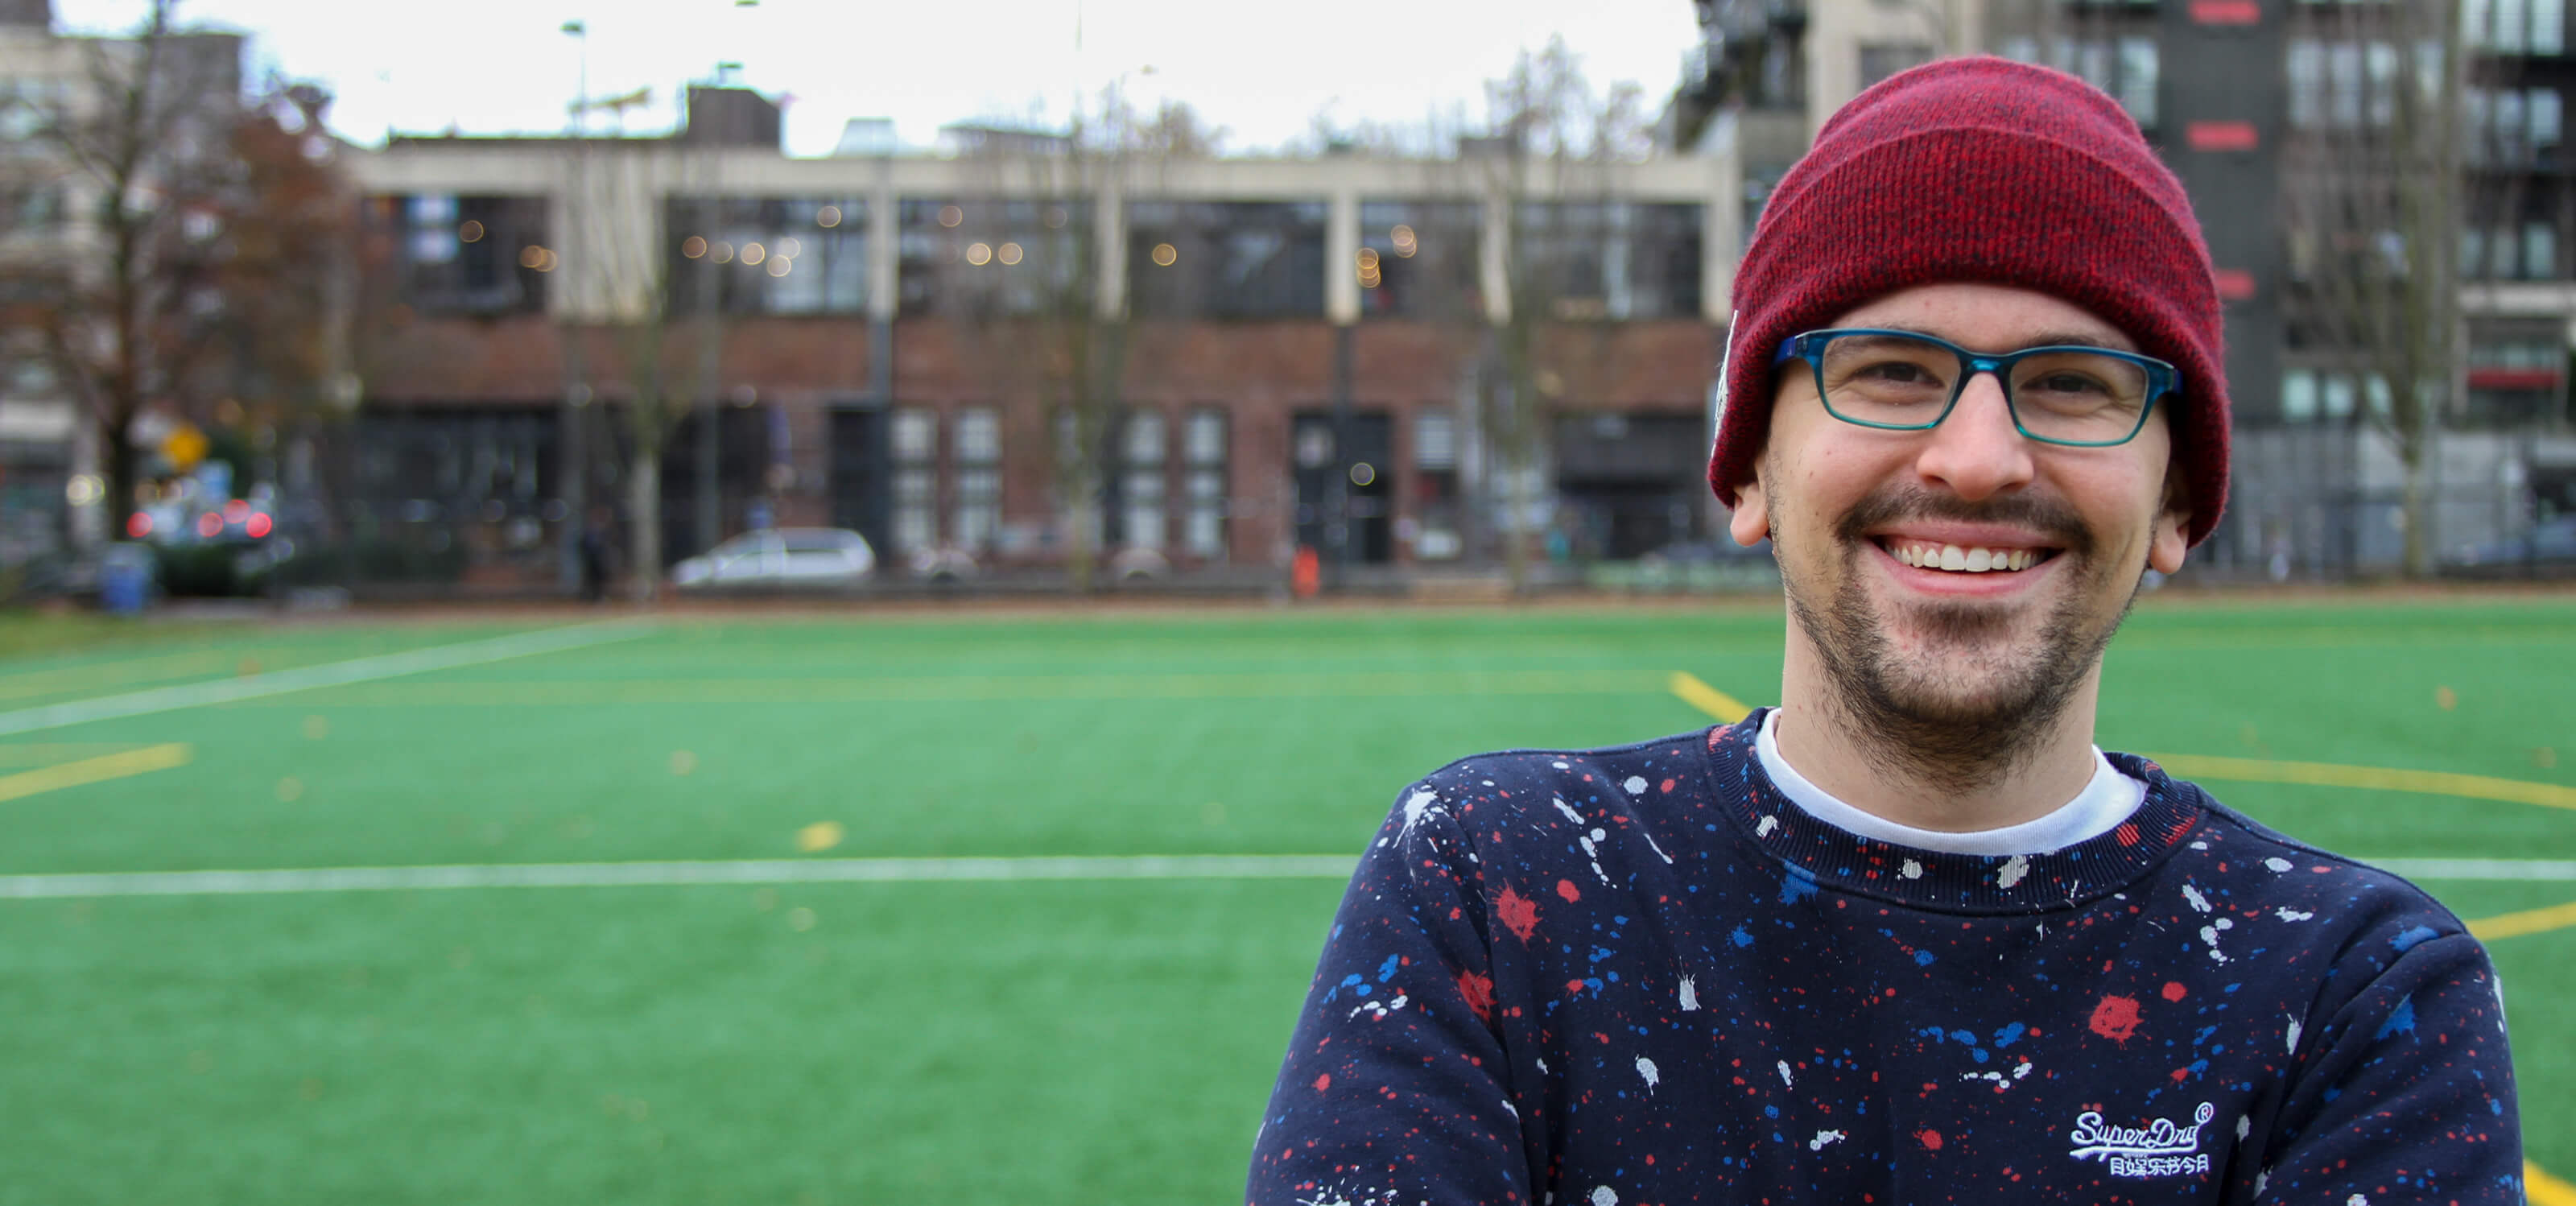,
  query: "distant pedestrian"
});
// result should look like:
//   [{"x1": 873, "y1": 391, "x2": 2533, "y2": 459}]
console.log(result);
[{"x1": 579, "y1": 506, "x2": 613, "y2": 604}]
